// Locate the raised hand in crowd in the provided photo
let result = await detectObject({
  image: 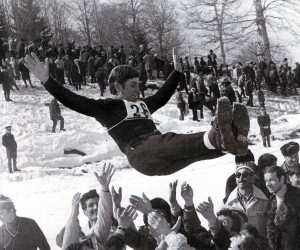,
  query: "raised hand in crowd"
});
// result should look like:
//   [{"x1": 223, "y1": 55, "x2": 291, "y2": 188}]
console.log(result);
[
  {"x1": 24, "y1": 52, "x2": 49, "y2": 83},
  {"x1": 148, "y1": 211, "x2": 181, "y2": 238},
  {"x1": 94, "y1": 162, "x2": 116, "y2": 191},
  {"x1": 169, "y1": 180, "x2": 181, "y2": 217},
  {"x1": 196, "y1": 197, "x2": 217, "y2": 226},
  {"x1": 129, "y1": 193, "x2": 153, "y2": 214},
  {"x1": 181, "y1": 181, "x2": 194, "y2": 207},
  {"x1": 112, "y1": 186, "x2": 122, "y2": 212},
  {"x1": 70, "y1": 192, "x2": 81, "y2": 221},
  {"x1": 115, "y1": 205, "x2": 138, "y2": 231}
]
